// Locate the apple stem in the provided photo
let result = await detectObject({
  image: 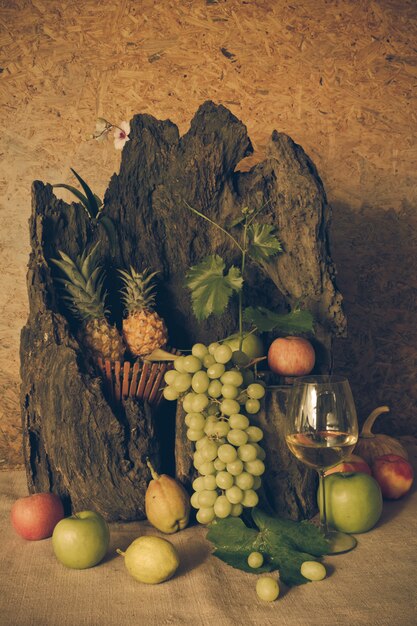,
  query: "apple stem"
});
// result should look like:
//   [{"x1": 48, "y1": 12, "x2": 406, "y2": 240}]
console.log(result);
[
  {"x1": 116, "y1": 549, "x2": 125, "y2": 557},
  {"x1": 146, "y1": 457, "x2": 160, "y2": 481},
  {"x1": 360, "y1": 406, "x2": 390, "y2": 438}
]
